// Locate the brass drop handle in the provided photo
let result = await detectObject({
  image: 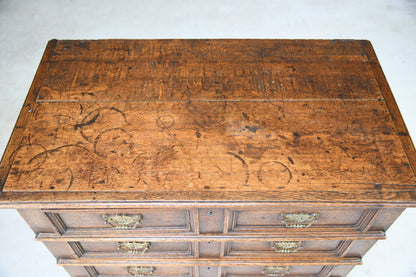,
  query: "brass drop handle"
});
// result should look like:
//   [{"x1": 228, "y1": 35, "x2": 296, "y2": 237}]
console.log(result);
[
  {"x1": 271, "y1": 241, "x2": 304, "y2": 253},
  {"x1": 127, "y1": 266, "x2": 155, "y2": 277},
  {"x1": 118, "y1": 241, "x2": 151, "y2": 254},
  {"x1": 103, "y1": 213, "x2": 143, "y2": 229},
  {"x1": 280, "y1": 212, "x2": 319, "y2": 228},
  {"x1": 262, "y1": 266, "x2": 291, "y2": 277}
]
